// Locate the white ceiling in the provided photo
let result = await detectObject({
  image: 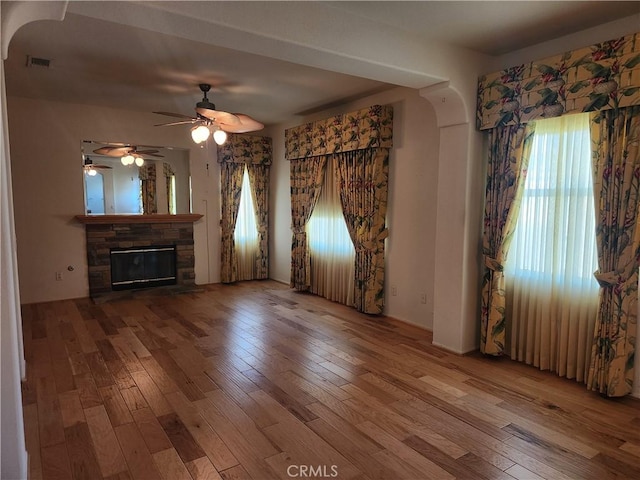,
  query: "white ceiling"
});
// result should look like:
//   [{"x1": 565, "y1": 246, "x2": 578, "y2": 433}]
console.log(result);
[
  {"x1": 4, "y1": 1, "x2": 639, "y2": 127},
  {"x1": 324, "y1": 1, "x2": 640, "y2": 55}
]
